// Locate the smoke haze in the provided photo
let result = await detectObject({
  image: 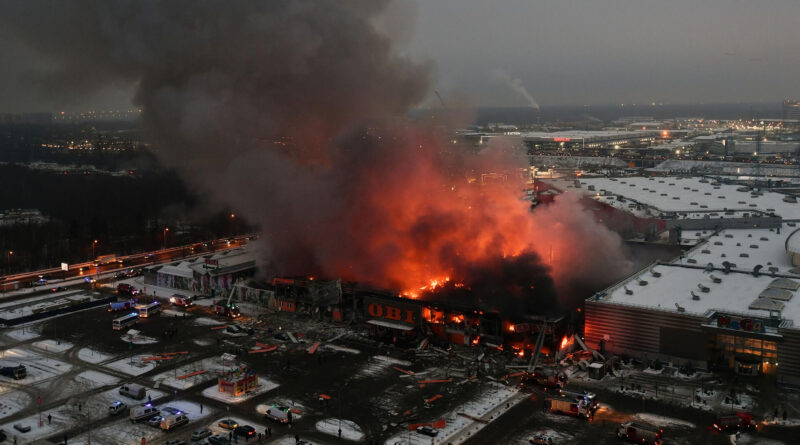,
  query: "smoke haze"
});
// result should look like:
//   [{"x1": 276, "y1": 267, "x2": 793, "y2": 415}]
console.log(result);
[{"x1": 1, "y1": 1, "x2": 631, "y2": 312}]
